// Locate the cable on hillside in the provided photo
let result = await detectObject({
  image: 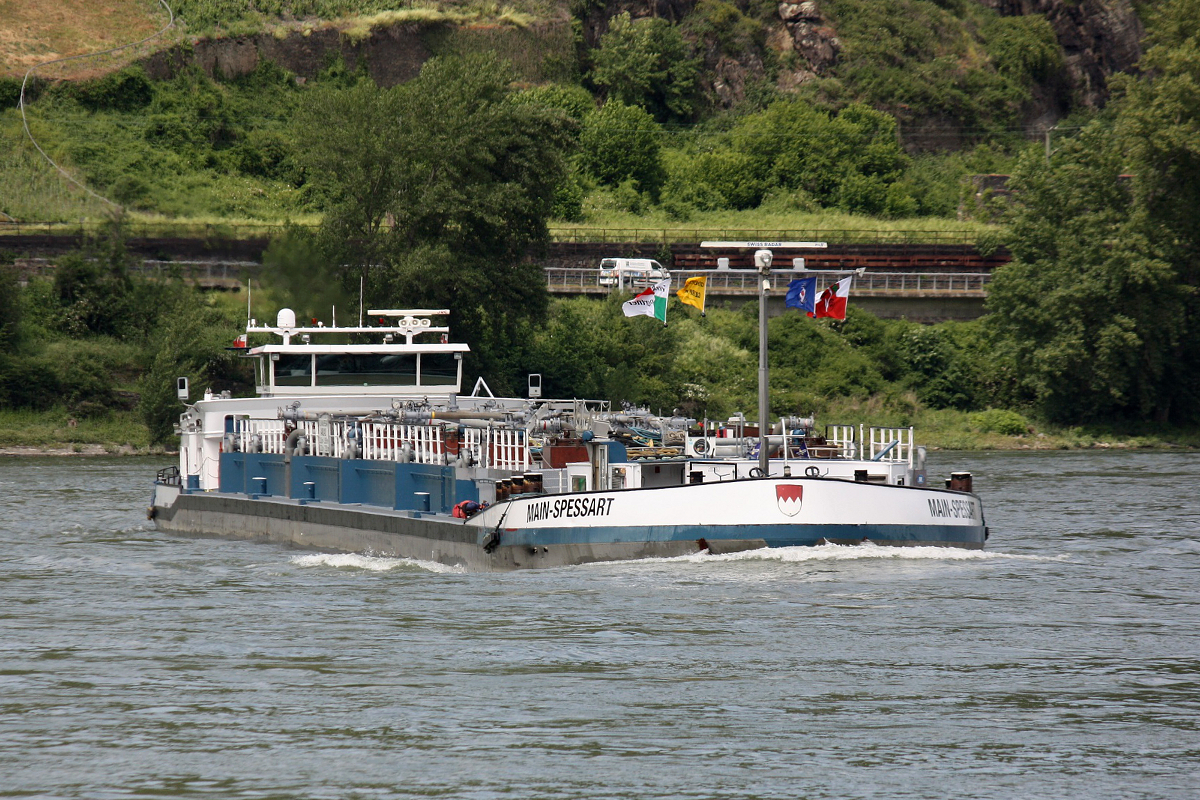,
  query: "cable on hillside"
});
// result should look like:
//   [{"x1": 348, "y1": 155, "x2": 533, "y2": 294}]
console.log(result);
[{"x1": 17, "y1": 0, "x2": 176, "y2": 214}]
